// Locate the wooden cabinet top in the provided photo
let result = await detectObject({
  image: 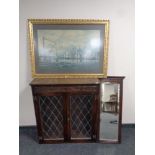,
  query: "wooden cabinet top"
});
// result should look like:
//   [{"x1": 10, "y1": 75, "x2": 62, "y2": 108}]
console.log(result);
[{"x1": 30, "y1": 76, "x2": 125, "y2": 85}]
